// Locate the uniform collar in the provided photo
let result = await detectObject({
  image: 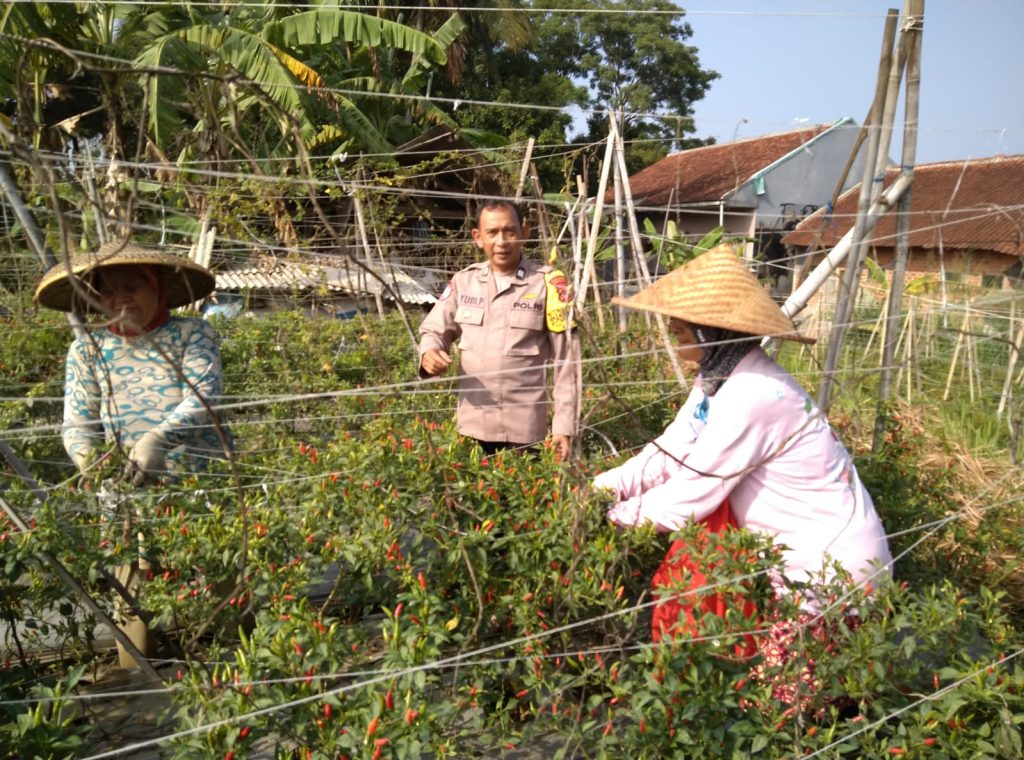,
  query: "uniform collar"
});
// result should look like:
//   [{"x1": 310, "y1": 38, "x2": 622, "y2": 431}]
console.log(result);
[{"x1": 474, "y1": 258, "x2": 533, "y2": 282}]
